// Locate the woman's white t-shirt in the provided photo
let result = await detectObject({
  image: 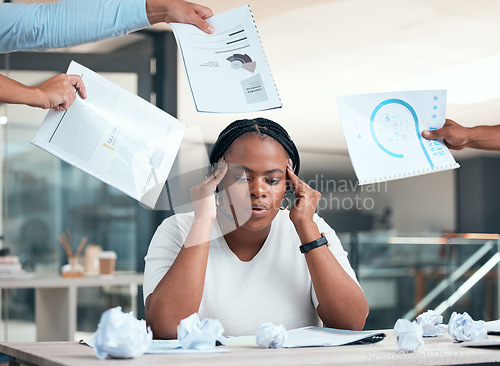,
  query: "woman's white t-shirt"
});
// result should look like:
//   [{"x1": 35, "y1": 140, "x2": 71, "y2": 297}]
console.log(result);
[{"x1": 143, "y1": 210, "x2": 359, "y2": 336}]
